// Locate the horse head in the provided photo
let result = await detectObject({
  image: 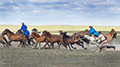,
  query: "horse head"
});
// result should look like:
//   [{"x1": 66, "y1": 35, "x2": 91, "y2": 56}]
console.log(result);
[
  {"x1": 29, "y1": 32, "x2": 40, "y2": 38},
  {"x1": 84, "y1": 29, "x2": 90, "y2": 35},
  {"x1": 42, "y1": 30, "x2": 52, "y2": 37},
  {"x1": 59, "y1": 30, "x2": 63, "y2": 34},
  {"x1": 111, "y1": 28, "x2": 117, "y2": 39},
  {"x1": 2, "y1": 29, "x2": 14, "y2": 35}
]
